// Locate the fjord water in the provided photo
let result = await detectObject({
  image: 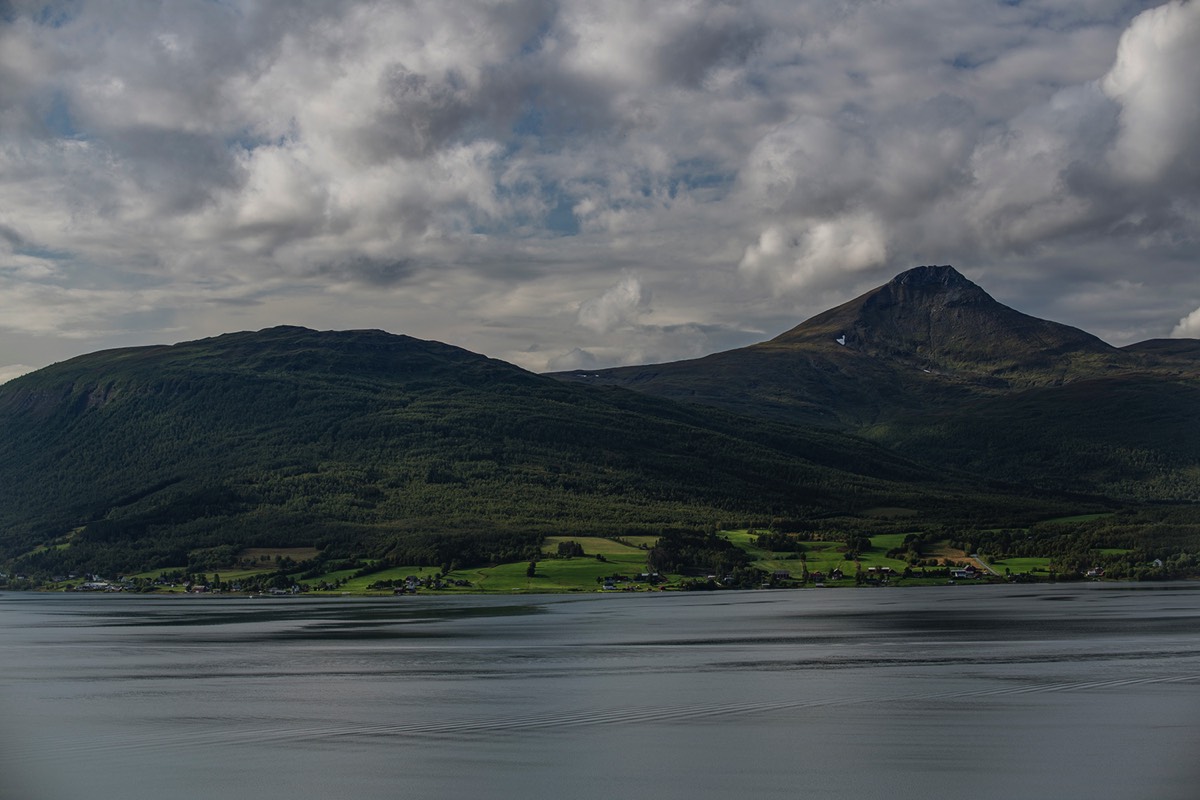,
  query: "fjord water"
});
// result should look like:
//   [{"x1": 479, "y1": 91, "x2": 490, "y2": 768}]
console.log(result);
[{"x1": 2, "y1": 586, "x2": 1198, "y2": 800}]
